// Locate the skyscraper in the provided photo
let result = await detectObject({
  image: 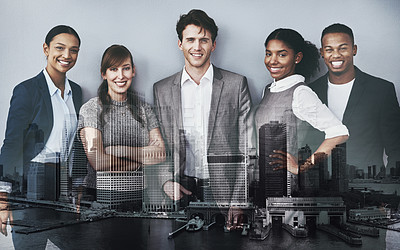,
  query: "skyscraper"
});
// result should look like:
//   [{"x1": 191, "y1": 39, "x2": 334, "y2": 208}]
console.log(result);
[
  {"x1": 332, "y1": 143, "x2": 348, "y2": 193},
  {"x1": 259, "y1": 122, "x2": 288, "y2": 201}
]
